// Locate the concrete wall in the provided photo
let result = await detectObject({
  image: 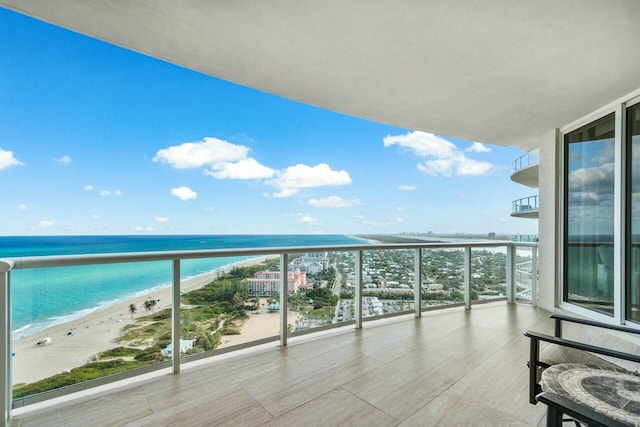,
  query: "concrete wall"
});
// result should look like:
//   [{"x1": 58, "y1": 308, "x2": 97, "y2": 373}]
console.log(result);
[{"x1": 537, "y1": 128, "x2": 559, "y2": 311}]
